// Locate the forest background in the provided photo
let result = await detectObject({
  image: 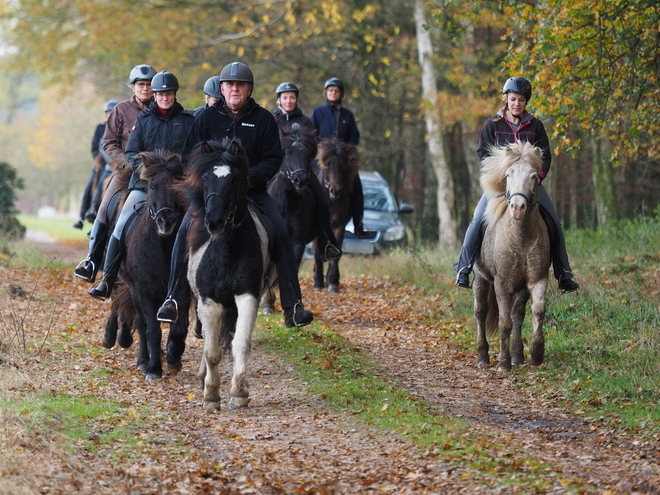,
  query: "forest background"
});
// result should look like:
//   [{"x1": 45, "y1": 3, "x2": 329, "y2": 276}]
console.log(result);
[{"x1": 1, "y1": 0, "x2": 659, "y2": 249}]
